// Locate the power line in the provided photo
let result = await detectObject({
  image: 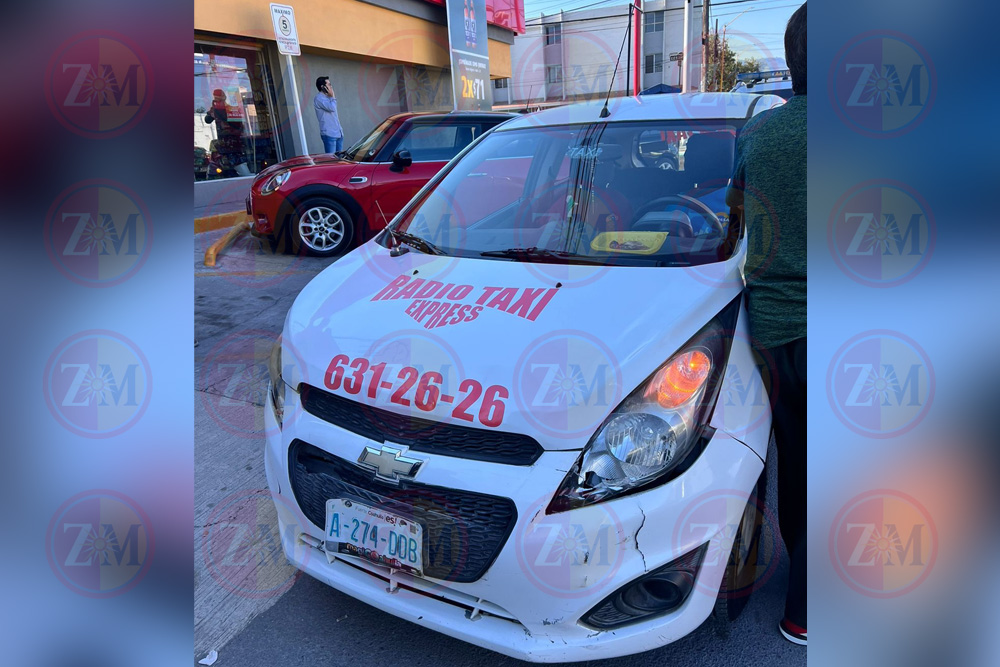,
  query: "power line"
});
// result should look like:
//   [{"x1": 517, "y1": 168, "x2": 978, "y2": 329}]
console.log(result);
[{"x1": 525, "y1": 0, "x2": 622, "y2": 22}]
